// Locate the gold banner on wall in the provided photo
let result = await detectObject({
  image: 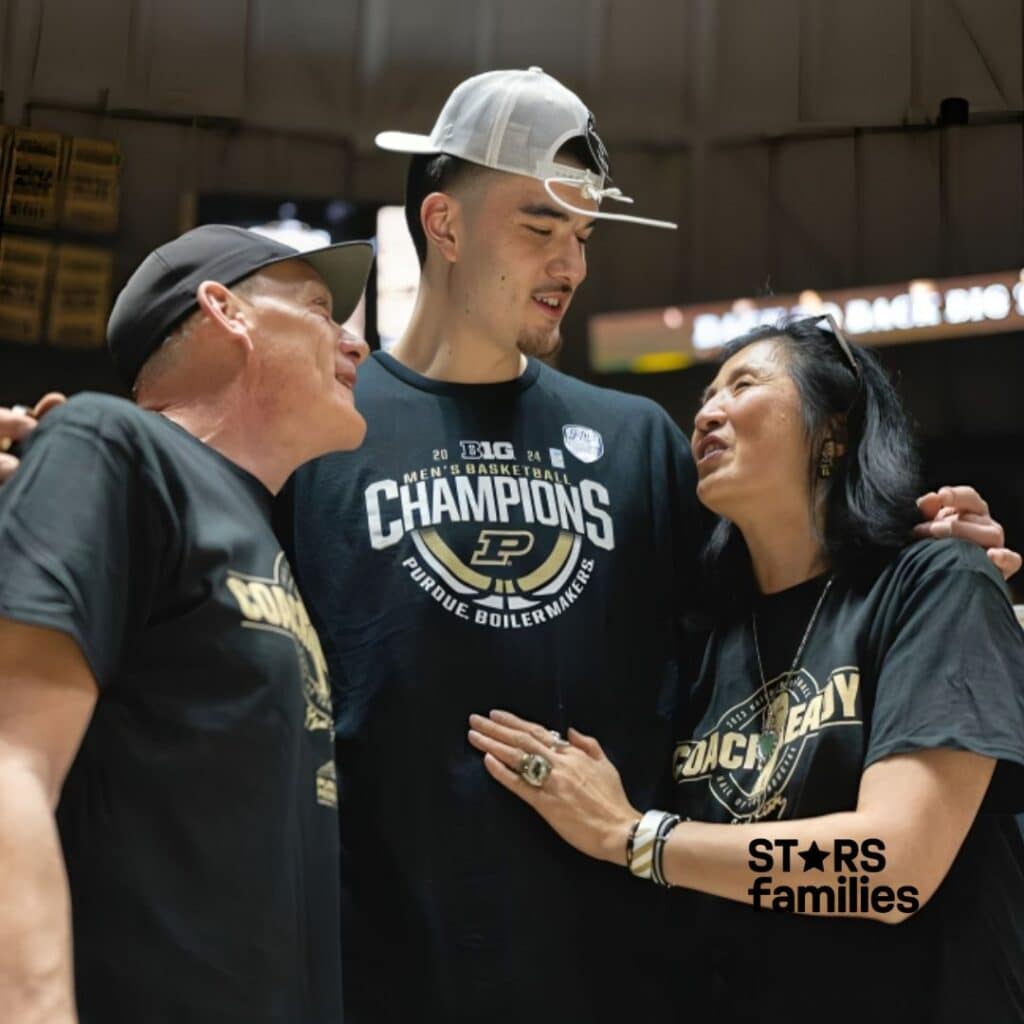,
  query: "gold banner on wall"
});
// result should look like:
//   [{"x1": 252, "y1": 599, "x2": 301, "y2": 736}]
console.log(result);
[
  {"x1": 61, "y1": 137, "x2": 122, "y2": 234},
  {"x1": 48, "y1": 244, "x2": 115, "y2": 348},
  {"x1": 0, "y1": 235, "x2": 54, "y2": 344},
  {"x1": 3, "y1": 130, "x2": 64, "y2": 230}
]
